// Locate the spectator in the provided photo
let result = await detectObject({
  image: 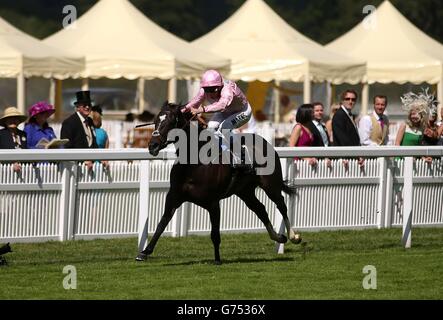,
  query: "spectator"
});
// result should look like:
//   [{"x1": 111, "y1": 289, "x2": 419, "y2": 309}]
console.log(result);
[
  {"x1": 438, "y1": 106, "x2": 443, "y2": 145},
  {"x1": 358, "y1": 95, "x2": 390, "y2": 146},
  {"x1": 254, "y1": 110, "x2": 268, "y2": 122},
  {"x1": 395, "y1": 106, "x2": 425, "y2": 147},
  {"x1": 280, "y1": 94, "x2": 297, "y2": 123},
  {"x1": 61, "y1": 90, "x2": 98, "y2": 171},
  {"x1": 90, "y1": 105, "x2": 110, "y2": 169},
  {"x1": 24, "y1": 101, "x2": 57, "y2": 149},
  {"x1": 138, "y1": 110, "x2": 155, "y2": 123},
  {"x1": 422, "y1": 108, "x2": 439, "y2": 146},
  {"x1": 395, "y1": 89, "x2": 436, "y2": 162},
  {"x1": 332, "y1": 90, "x2": 364, "y2": 167},
  {"x1": 308, "y1": 102, "x2": 331, "y2": 167},
  {"x1": 0, "y1": 106, "x2": 27, "y2": 172},
  {"x1": 289, "y1": 104, "x2": 317, "y2": 166},
  {"x1": 309, "y1": 102, "x2": 330, "y2": 147},
  {"x1": 90, "y1": 105, "x2": 109, "y2": 149},
  {"x1": 325, "y1": 103, "x2": 340, "y2": 145},
  {"x1": 125, "y1": 112, "x2": 135, "y2": 122}
]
